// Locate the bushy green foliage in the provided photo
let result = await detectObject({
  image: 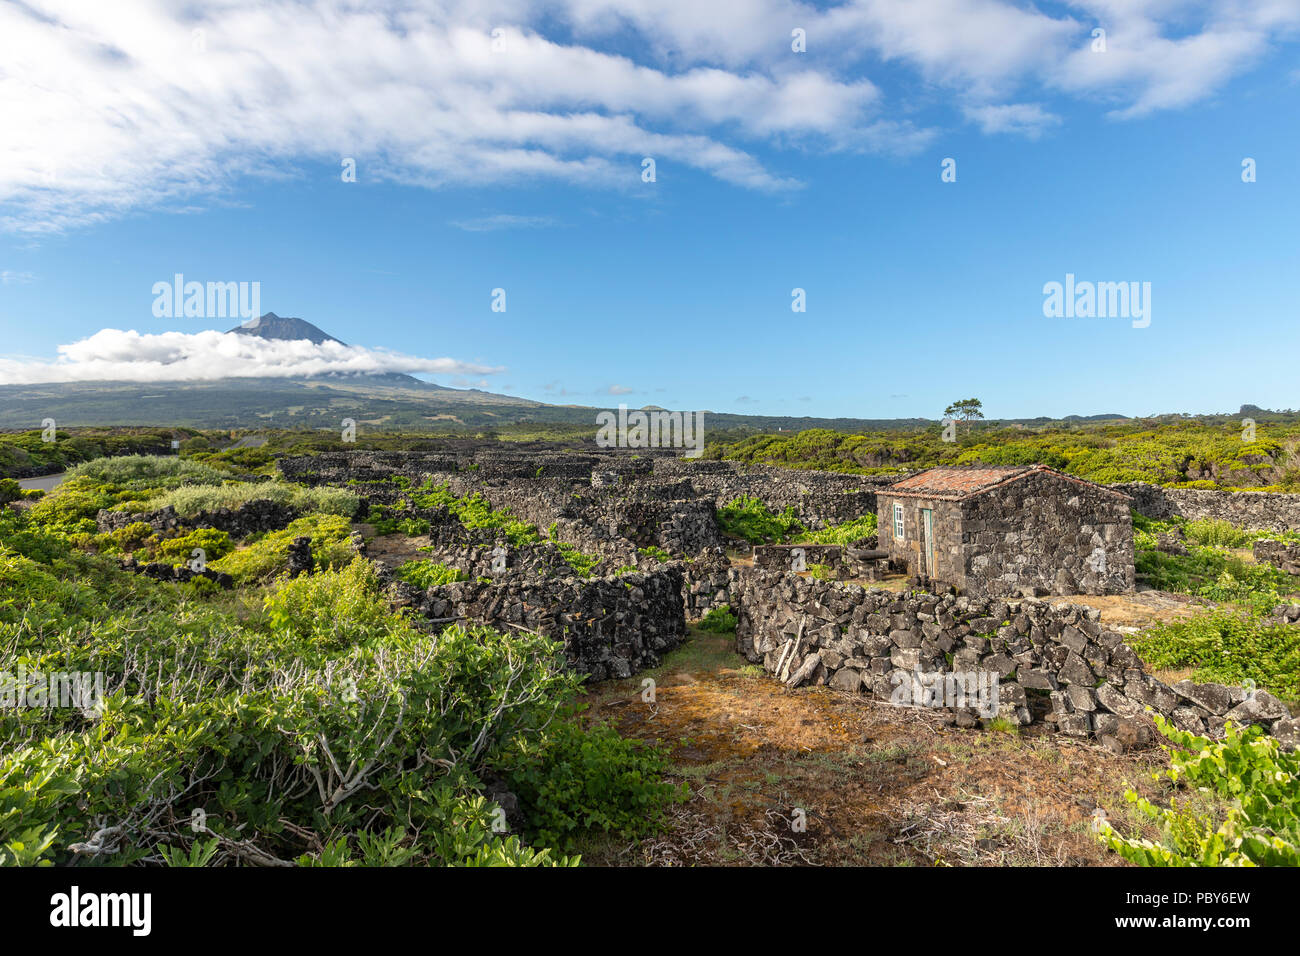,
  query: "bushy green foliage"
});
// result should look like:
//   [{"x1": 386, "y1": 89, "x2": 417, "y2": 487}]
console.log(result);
[
  {"x1": 637, "y1": 545, "x2": 672, "y2": 563},
  {"x1": 155, "y1": 528, "x2": 235, "y2": 565},
  {"x1": 364, "y1": 505, "x2": 430, "y2": 536},
  {"x1": 393, "y1": 559, "x2": 468, "y2": 589},
  {"x1": 717, "y1": 420, "x2": 1300, "y2": 490},
  {"x1": 696, "y1": 605, "x2": 737, "y2": 633},
  {"x1": 797, "y1": 514, "x2": 877, "y2": 546},
  {"x1": 0, "y1": 478, "x2": 23, "y2": 506},
  {"x1": 184, "y1": 445, "x2": 276, "y2": 475},
  {"x1": 0, "y1": 430, "x2": 187, "y2": 479},
  {"x1": 263, "y1": 559, "x2": 408, "y2": 650},
  {"x1": 1135, "y1": 546, "x2": 1295, "y2": 613},
  {"x1": 1096, "y1": 716, "x2": 1299, "y2": 866},
  {"x1": 504, "y1": 718, "x2": 686, "y2": 851},
  {"x1": 555, "y1": 542, "x2": 602, "y2": 578},
  {"x1": 67, "y1": 454, "x2": 230, "y2": 489},
  {"x1": 717, "y1": 495, "x2": 804, "y2": 544},
  {"x1": 1184, "y1": 518, "x2": 1258, "y2": 549},
  {"x1": 1130, "y1": 613, "x2": 1300, "y2": 702},
  {"x1": 144, "y1": 480, "x2": 359, "y2": 518},
  {"x1": 22, "y1": 476, "x2": 125, "y2": 535},
  {"x1": 411, "y1": 484, "x2": 541, "y2": 546},
  {"x1": 0, "y1": 539, "x2": 676, "y2": 867},
  {"x1": 0, "y1": 510, "x2": 73, "y2": 565},
  {"x1": 210, "y1": 514, "x2": 355, "y2": 583}
]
